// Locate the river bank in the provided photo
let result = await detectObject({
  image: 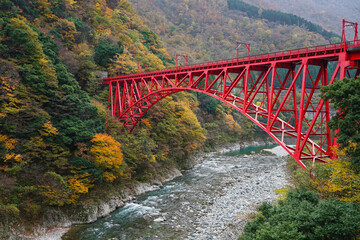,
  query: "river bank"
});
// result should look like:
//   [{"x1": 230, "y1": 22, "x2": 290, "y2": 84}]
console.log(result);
[
  {"x1": 8, "y1": 139, "x2": 279, "y2": 240},
  {"x1": 62, "y1": 141, "x2": 290, "y2": 240},
  {"x1": 193, "y1": 145, "x2": 291, "y2": 239},
  {"x1": 9, "y1": 168, "x2": 183, "y2": 240}
]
